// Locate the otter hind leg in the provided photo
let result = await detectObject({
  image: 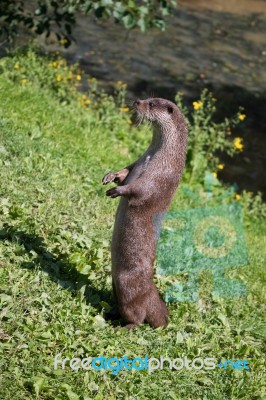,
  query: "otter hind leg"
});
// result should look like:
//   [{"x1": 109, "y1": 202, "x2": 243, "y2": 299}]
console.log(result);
[
  {"x1": 145, "y1": 285, "x2": 169, "y2": 328},
  {"x1": 119, "y1": 293, "x2": 148, "y2": 328}
]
